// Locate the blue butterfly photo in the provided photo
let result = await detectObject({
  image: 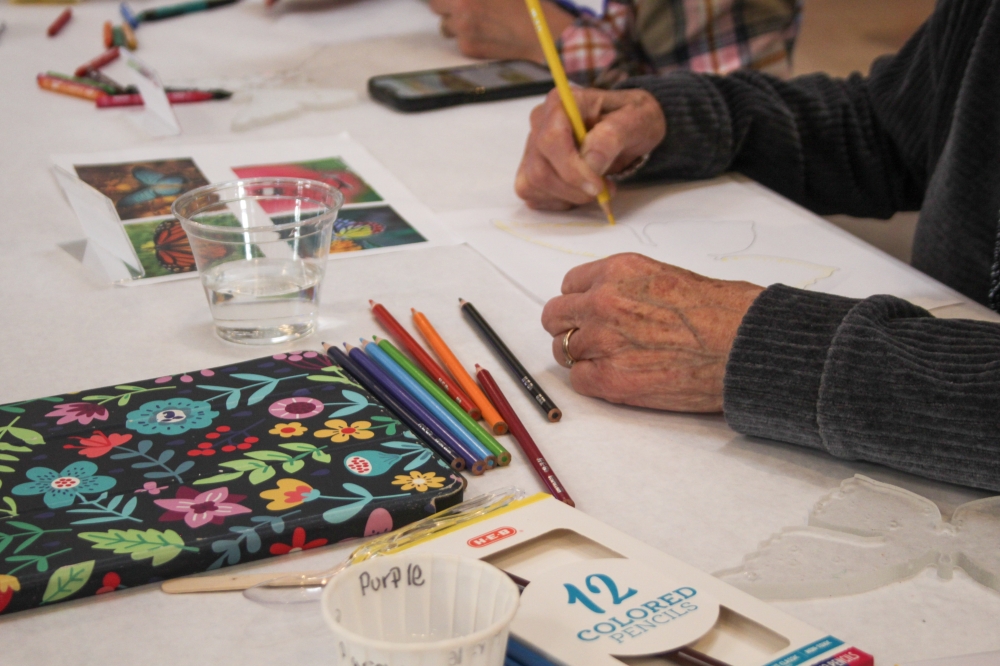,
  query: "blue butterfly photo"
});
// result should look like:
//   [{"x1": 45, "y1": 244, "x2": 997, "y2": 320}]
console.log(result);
[{"x1": 74, "y1": 158, "x2": 211, "y2": 220}]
